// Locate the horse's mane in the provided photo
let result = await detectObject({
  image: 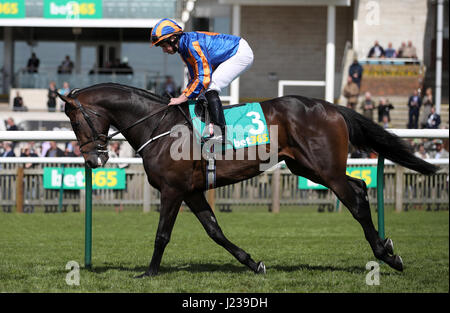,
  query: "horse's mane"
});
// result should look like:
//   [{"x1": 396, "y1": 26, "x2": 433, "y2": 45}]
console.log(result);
[{"x1": 68, "y1": 83, "x2": 169, "y2": 105}]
